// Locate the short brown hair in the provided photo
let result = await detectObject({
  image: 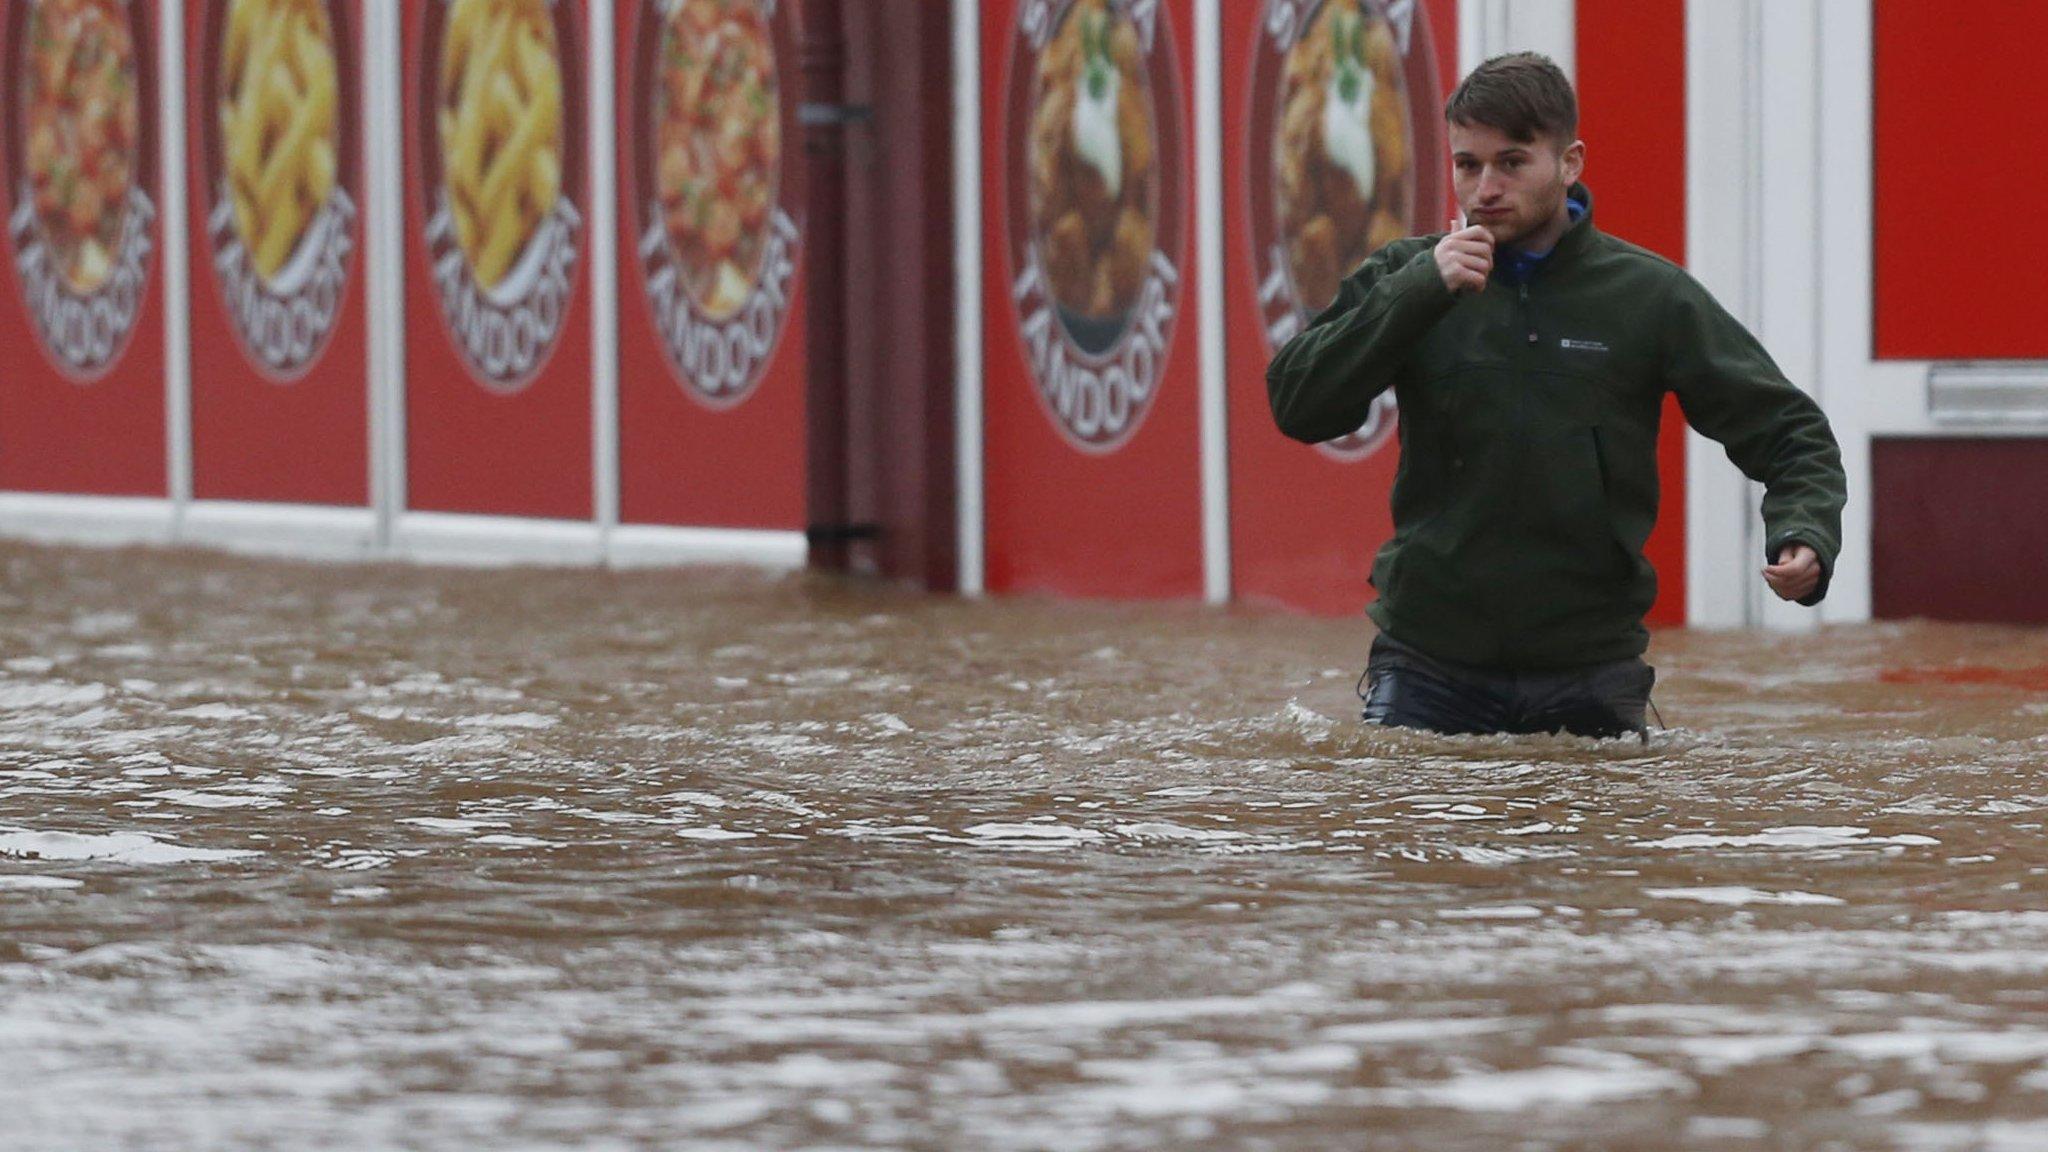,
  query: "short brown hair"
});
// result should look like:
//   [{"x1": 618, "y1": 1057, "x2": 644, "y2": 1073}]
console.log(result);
[{"x1": 1444, "y1": 52, "x2": 1578, "y2": 144}]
